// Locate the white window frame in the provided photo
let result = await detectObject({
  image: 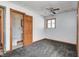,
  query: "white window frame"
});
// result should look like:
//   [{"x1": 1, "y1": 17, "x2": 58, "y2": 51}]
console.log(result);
[{"x1": 45, "y1": 18, "x2": 56, "y2": 29}]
